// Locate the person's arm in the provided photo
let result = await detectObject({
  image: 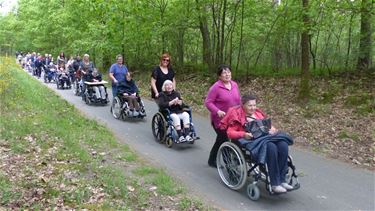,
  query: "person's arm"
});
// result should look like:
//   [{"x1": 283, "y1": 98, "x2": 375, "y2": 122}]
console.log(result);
[
  {"x1": 227, "y1": 123, "x2": 247, "y2": 140},
  {"x1": 204, "y1": 83, "x2": 225, "y2": 117},
  {"x1": 150, "y1": 71, "x2": 159, "y2": 97},
  {"x1": 109, "y1": 65, "x2": 118, "y2": 83},
  {"x1": 172, "y1": 77, "x2": 176, "y2": 90},
  {"x1": 156, "y1": 93, "x2": 169, "y2": 109}
]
